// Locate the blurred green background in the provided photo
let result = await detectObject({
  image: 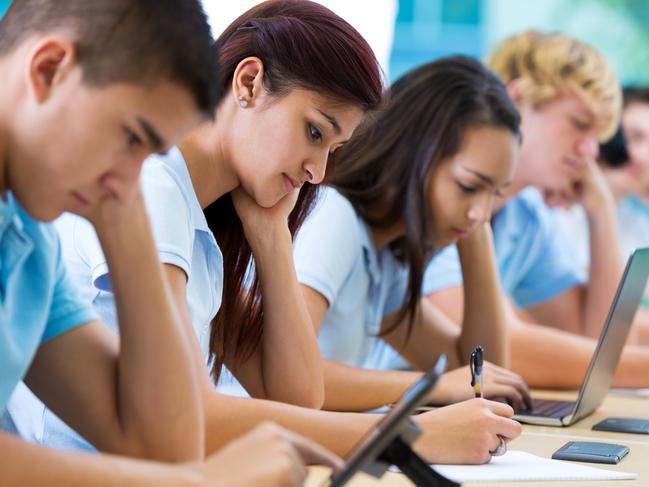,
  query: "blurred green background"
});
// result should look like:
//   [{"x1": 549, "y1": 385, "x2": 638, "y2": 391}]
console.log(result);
[{"x1": 391, "y1": 0, "x2": 649, "y2": 85}]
